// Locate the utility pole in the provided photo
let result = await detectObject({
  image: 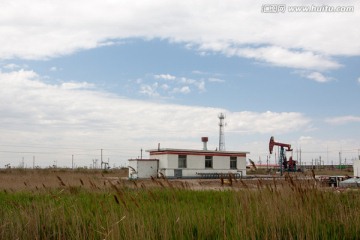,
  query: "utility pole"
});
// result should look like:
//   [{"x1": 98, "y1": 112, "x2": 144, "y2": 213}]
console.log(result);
[
  {"x1": 327, "y1": 146, "x2": 329, "y2": 165},
  {"x1": 339, "y1": 151, "x2": 342, "y2": 169},
  {"x1": 72, "y1": 155, "x2": 74, "y2": 169},
  {"x1": 296, "y1": 149, "x2": 299, "y2": 164},
  {"x1": 100, "y1": 149, "x2": 105, "y2": 169},
  {"x1": 33, "y1": 156, "x2": 35, "y2": 169},
  {"x1": 311, "y1": 159, "x2": 313, "y2": 169}
]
